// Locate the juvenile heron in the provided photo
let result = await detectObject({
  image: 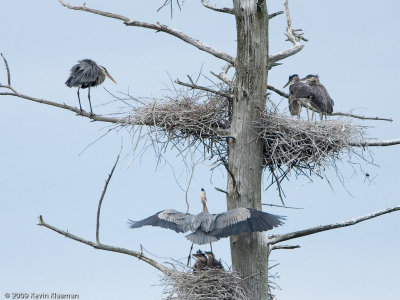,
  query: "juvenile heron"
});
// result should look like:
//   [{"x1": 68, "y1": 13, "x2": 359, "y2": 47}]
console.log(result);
[
  {"x1": 301, "y1": 74, "x2": 334, "y2": 120},
  {"x1": 128, "y1": 188, "x2": 285, "y2": 245},
  {"x1": 192, "y1": 250, "x2": 208, "y2": 271},
  {"x1": 205, "y1": 251, "x2": 224, "y2": 270},
  {"x1": 283, "y1": 74, "x2": 314, "y2": 119},
  {"x1": 65, "y1": 59, "x2": 117, "y2": 114}
]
